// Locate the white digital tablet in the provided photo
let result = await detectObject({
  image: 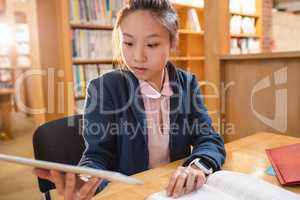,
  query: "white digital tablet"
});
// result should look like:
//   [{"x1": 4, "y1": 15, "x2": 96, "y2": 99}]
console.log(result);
[{"x1": 0, "y1": 153, "x2": 143, "y2": 185}]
